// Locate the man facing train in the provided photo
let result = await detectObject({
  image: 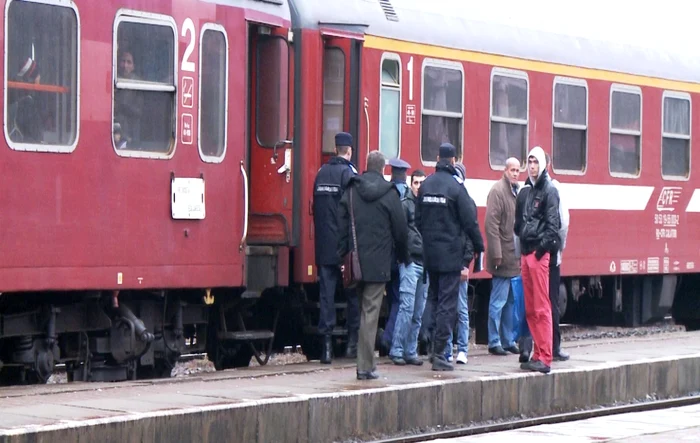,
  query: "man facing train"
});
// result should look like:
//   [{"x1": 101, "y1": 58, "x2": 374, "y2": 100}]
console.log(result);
[{"x1": 312, "y1": 132, "x2": 361, "y2": 364}]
